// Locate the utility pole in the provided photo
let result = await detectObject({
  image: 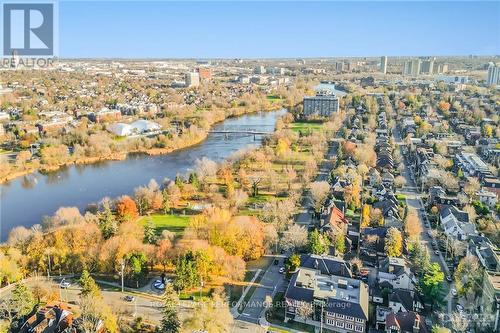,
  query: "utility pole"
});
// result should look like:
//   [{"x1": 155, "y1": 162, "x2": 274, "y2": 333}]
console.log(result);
[
  {"x1": 47, "y1": 253, "x2": 51, "y2": 279},
  {"x1": 121, "y1": 259, "x2": 125, "y2": 293}
]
